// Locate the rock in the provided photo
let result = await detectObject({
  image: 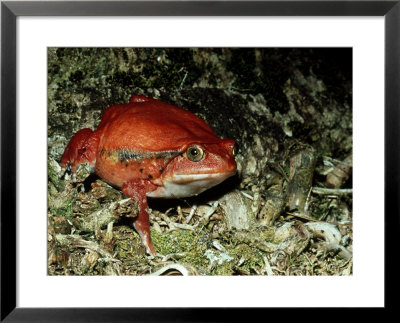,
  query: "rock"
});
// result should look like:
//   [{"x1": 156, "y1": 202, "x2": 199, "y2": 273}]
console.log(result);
[{"x1": 219, "y1": 190, "x2": 256, "y2": 230}]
